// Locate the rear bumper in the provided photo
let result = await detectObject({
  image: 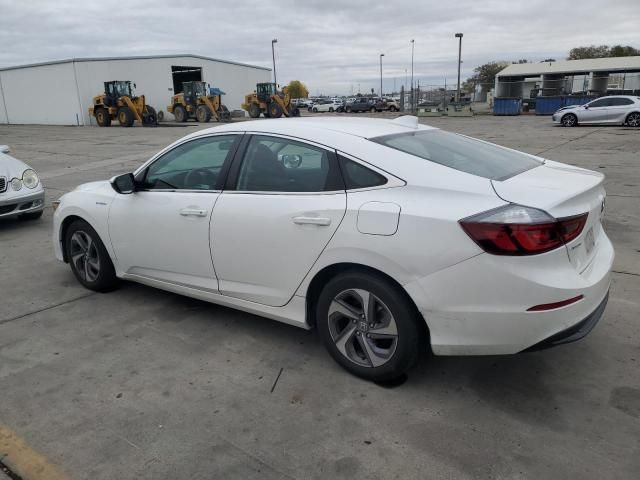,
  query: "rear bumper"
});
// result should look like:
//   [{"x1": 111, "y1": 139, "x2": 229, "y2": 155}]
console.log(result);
[
  {"x1": 523, "y1": 291, "x2": 608, "y2": 351},
  {"x1": 406, "y1": 230, "x2": 614, "y2": 355}
]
